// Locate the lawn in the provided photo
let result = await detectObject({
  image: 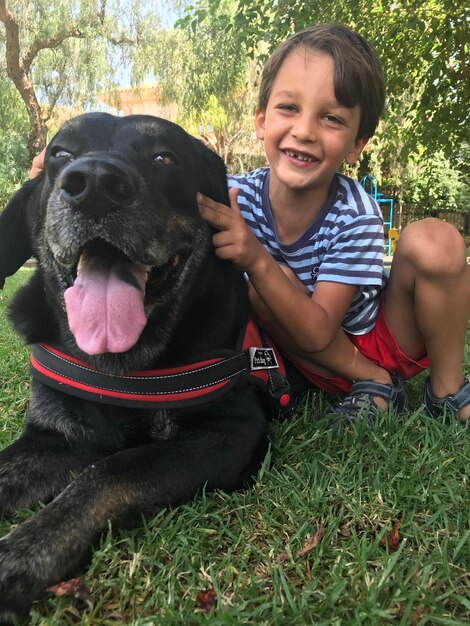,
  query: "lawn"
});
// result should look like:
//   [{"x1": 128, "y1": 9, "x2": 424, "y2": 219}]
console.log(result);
[{"x1": 1, "y1": 269, "x2": 469, "y2": 626}]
